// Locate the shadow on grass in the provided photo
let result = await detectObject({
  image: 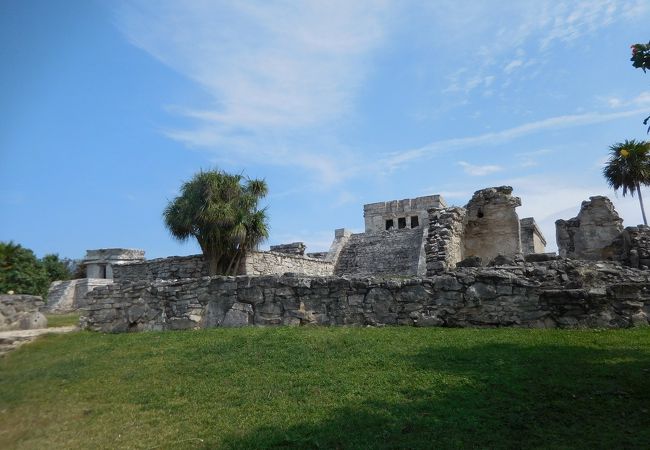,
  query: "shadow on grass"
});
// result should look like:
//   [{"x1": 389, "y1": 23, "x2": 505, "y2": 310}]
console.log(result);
[{"x1": 217, "y1": 341, "x2": 650, "y2": 450}]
